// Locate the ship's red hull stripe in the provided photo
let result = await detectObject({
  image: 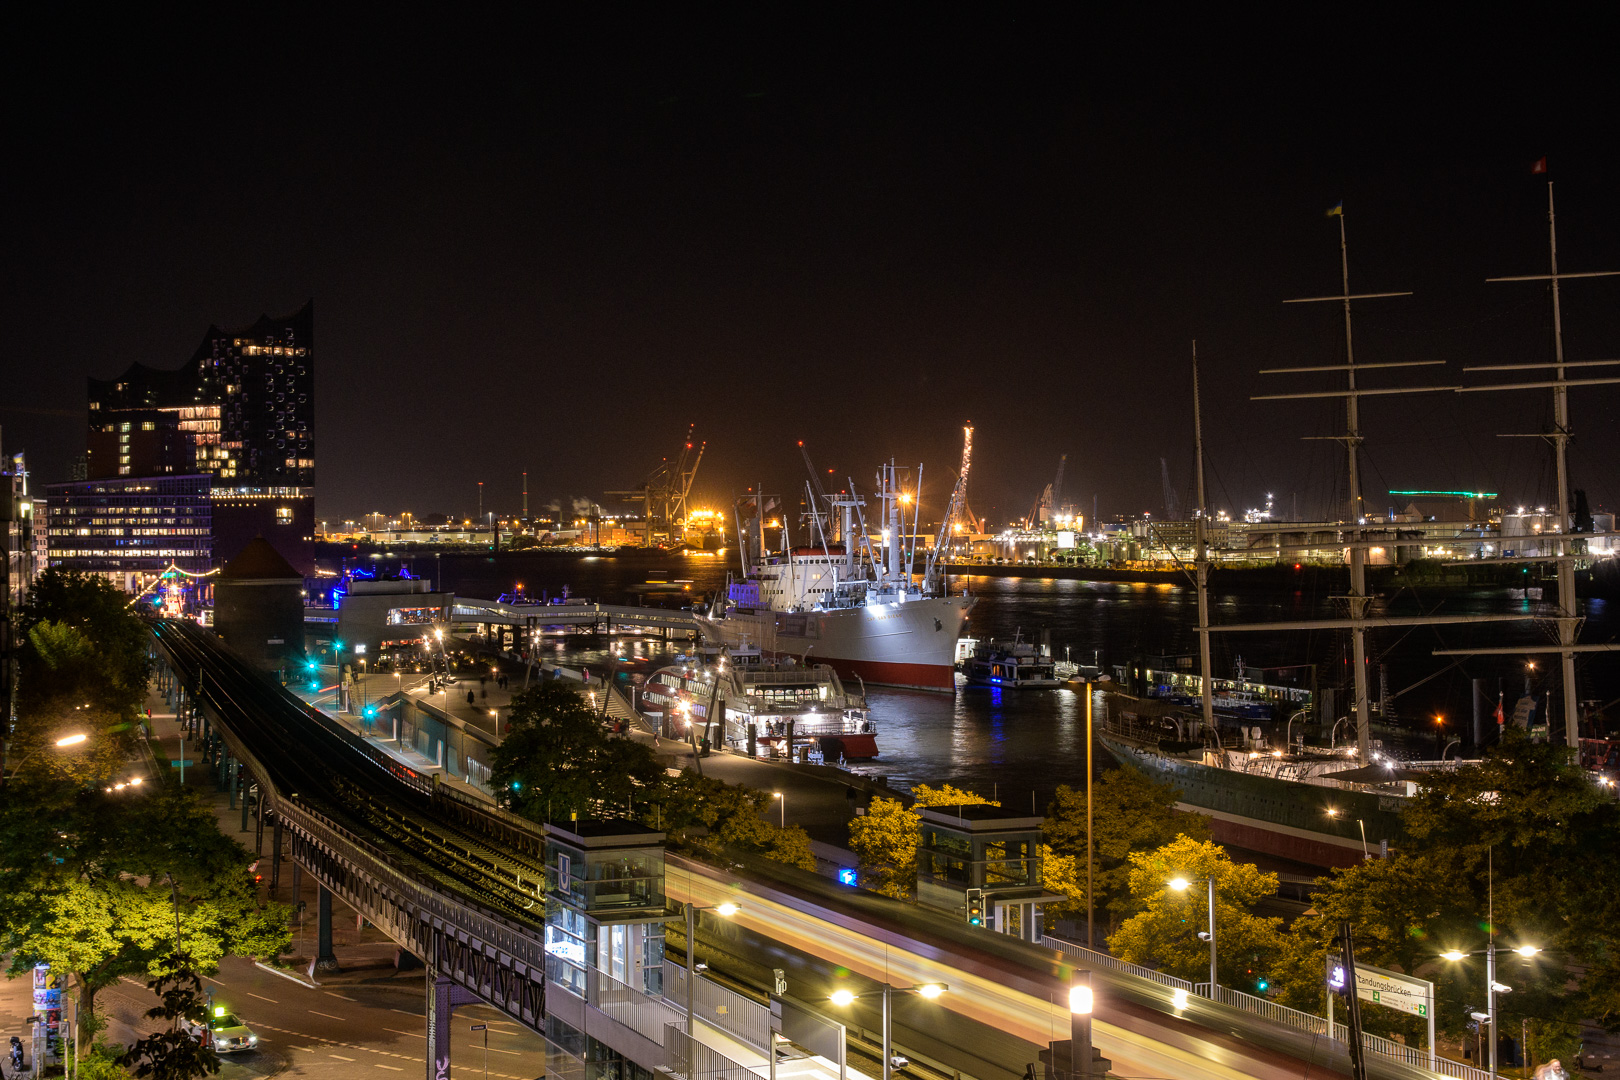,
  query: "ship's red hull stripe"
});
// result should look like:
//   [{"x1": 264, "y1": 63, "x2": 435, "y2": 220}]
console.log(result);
[
  {"x1": 1206, "y1": 818, "x2": 1364, "y2": 870},
  {"x1": 817, "y1": 655, "x2": 956, "y2": 691}
]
